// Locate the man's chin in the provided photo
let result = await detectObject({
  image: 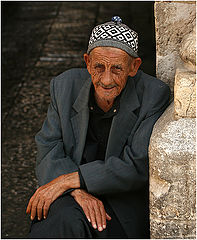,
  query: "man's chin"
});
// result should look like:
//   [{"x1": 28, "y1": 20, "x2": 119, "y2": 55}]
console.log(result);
[
  {"x1": 98, "y1": 90, "x2": 118, "y2": 100},
  {"x1": 100, "y1": 95, "x2": 117, "y2": 103}
]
